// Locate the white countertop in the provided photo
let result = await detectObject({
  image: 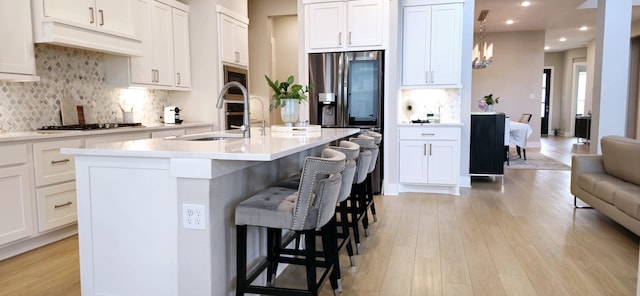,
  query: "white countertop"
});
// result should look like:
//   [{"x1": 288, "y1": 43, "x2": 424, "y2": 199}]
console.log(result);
[
  {"x1": 0, "y1": 122, "x2": 214, "y2": 143},
  {"x1": 62, "y1": 127, "x2": 360, "y2": 161},
  {"x1": 397, "y1": 122, "x2": 463, "y2": 127}
]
